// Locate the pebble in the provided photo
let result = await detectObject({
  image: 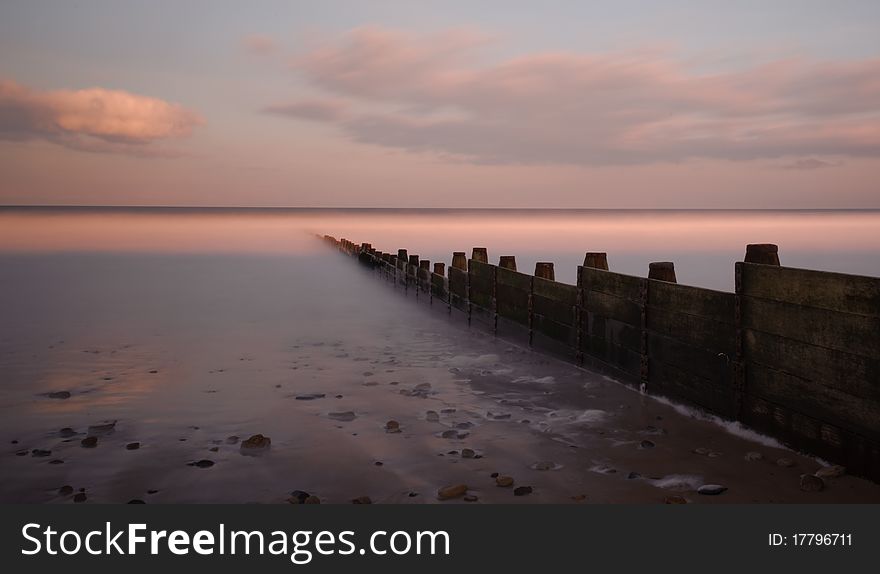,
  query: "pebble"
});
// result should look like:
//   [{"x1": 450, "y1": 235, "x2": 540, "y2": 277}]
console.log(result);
[
  {"x1": 148, "y1": 370, "x2": 158, "y2": 374},
  {"x1": 374, "y1": 461, "x2": 383, "y2": 466},
  {"x1": 73, "y1": 493, "x2": 87, "y2": 503},
  {"x1": 665, "y1": 496, "x2": 688, "y2": 504},
  {"x1": 441, "y1": 408, "x2": 456, "y2": 414},
  {"x1": 47, "y1": 391, "x2": 71, "y2": 399},
  {"x1": 15, "y1": 449, "x2": 28, "y2": 456},
  {"x1": 513, "y1": 486, "x2": 533, "y2": 496},
  {"x1": 147, "y1": 490, "x2": 159, "y2": 494},
  {"x1": 49, "y1": 459, "x2": 64, "y2": 465},
  {"x1": 490, "y1": 472, "x2": 499, "y2": 478},
  {"x1": 571, "y1": 494, "x2": 587, "y2": 502},
  {"x1": 328, "y1": 411, "x2": 356, "y2": 422},
  {"x1": 437, "y1": 484, "x2": 468, "y2": 500},
  {"x1": 126, "y1": 442, "x2": 140, "y2": 450},
  {"x1": 226, "y1": 435, "x2": 240, "y2": 444},
  {"x1": 305, "y1": 496, "x2": 321, "y2": 504},
  {"x1": 289, "y1": 490, "x2": 310, "y2": 504},
  {"x1": 351, "y1": 496, "x2": 372, "y2": 504},
  {"x1": 531, "y1": 461, "x2": 556, "y2": 471},
  {"x1": 189, "y1": 459, "x2": 215, "y2": 468},
  {"x1": 461, "y1": 448, "x2": 476, "y2": 459},
  {"x1": 208, "y1": 446, "x2": 219, "y2": 452},
  {"x1": 697, "y1": 484, "x2": 728, "y2": 495},
  {"x1": 496, "y1": 476, "x2": 514, "y2": 487},
  {"x1": 627, "y1": 471, "x2": 641, "y2": 480},
  {"x1": 463, "y1": 495, "x2": 479, "y2": 502},
  {"x1": 32, "y1": 449, "x2": 52, "y2": 457},
  {"x1": 385, "y1": 420, "x2": 401, "y2": 433},
  {"x1": 426, "y1": 411, "x2": 440, "y2": 422},
  {"x1": 58, "y1": 485, "x2": 74, "y2": 496},
  {"x1": 128, "y1": 499, "x2": 146, "y2": 504},
  {"x1": 639, "y1": 440, "x2": 655, "y2": 449},
  {"x1": 777, "y1": 458, "x2": 795, "y2": 468},
  {"x1": 800, "y1": 474, "x2": 825, "y2": 492},
  {"x1": 295, "y1": 393, "x2": 326, "y2": 401},
  {"x1": 408, "y1": 492, "x2": 418, "y2": 497},
  {"x1": 744, "y1": 451, "x2": 763, "y2": 462},
  {"x1": 59, "y1": 428, "x2": 77, "y2": 438},
  {"x1": 240, "y1": 434, "x2": 271, "y2": 454},
  {"x1": 693, "y1": 447, "x2": 711, "y2": 456},
  {"x1": 487, "y1": 412, "x2": 511, "y2": 420},
  {"x1": 815, "y1": 465, "x2": 845, "y2": 479}
]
